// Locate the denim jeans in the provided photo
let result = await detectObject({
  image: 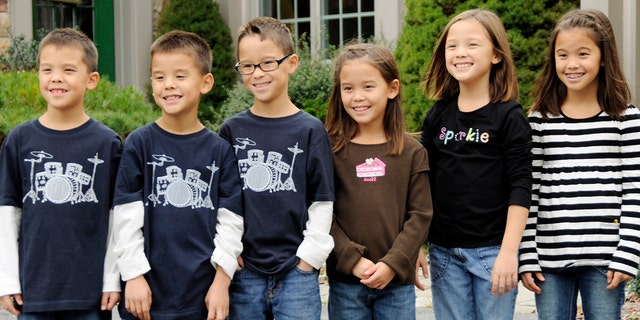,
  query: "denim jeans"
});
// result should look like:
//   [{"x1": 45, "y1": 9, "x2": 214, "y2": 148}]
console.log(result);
[
  {"x1": 19, "y1": 310, "x2": 111, "y2": 320},
  {"x1": 327, "y1": 279, "x2": 415, "y2": 320},
  {"x1": 535, "y1": 266, "x2": 625, "y2": 320},
  {"x1": 428, "y1": 243, "x2": 517, "y2": 320},
  {"x1": 228, "y1": 266, "x2": 321, "y2": 320}
]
